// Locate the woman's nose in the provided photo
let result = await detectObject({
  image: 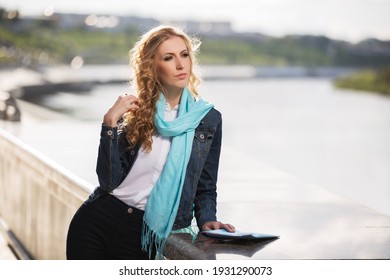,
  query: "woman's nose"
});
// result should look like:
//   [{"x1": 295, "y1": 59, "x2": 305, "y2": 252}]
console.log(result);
[{"x1": 176, "y1": 58, "x2": 184, "y2": 70}]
